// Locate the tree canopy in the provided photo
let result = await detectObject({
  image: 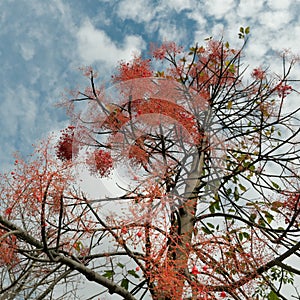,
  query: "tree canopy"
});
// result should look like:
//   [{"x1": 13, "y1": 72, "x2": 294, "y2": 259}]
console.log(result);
[{"x1": 1, "y1": 28, "x2": 300, "y2": 300}]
